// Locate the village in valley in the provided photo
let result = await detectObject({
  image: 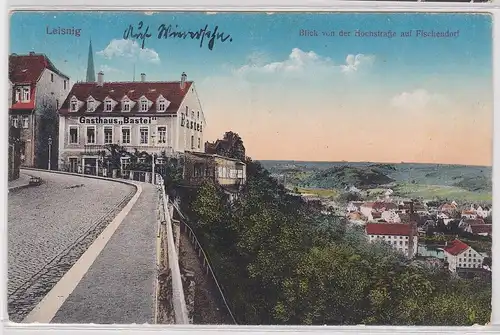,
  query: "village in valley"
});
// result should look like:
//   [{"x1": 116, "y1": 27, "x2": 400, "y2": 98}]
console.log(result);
[{"x1": 280, "y1": 180, "x2": 493, "y2": 279}]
